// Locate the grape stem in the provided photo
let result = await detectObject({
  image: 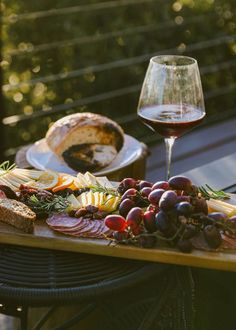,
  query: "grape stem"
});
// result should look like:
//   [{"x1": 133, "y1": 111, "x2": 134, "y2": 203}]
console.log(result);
[{"x1": 107, "y1": 223, "x2": 186, "y2": 246}]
